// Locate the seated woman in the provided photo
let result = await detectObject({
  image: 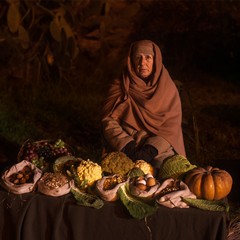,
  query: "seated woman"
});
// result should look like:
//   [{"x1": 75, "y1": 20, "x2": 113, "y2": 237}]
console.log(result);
[{"x1": 101, "y1": 40, "x2": 185, "y2": 173}]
